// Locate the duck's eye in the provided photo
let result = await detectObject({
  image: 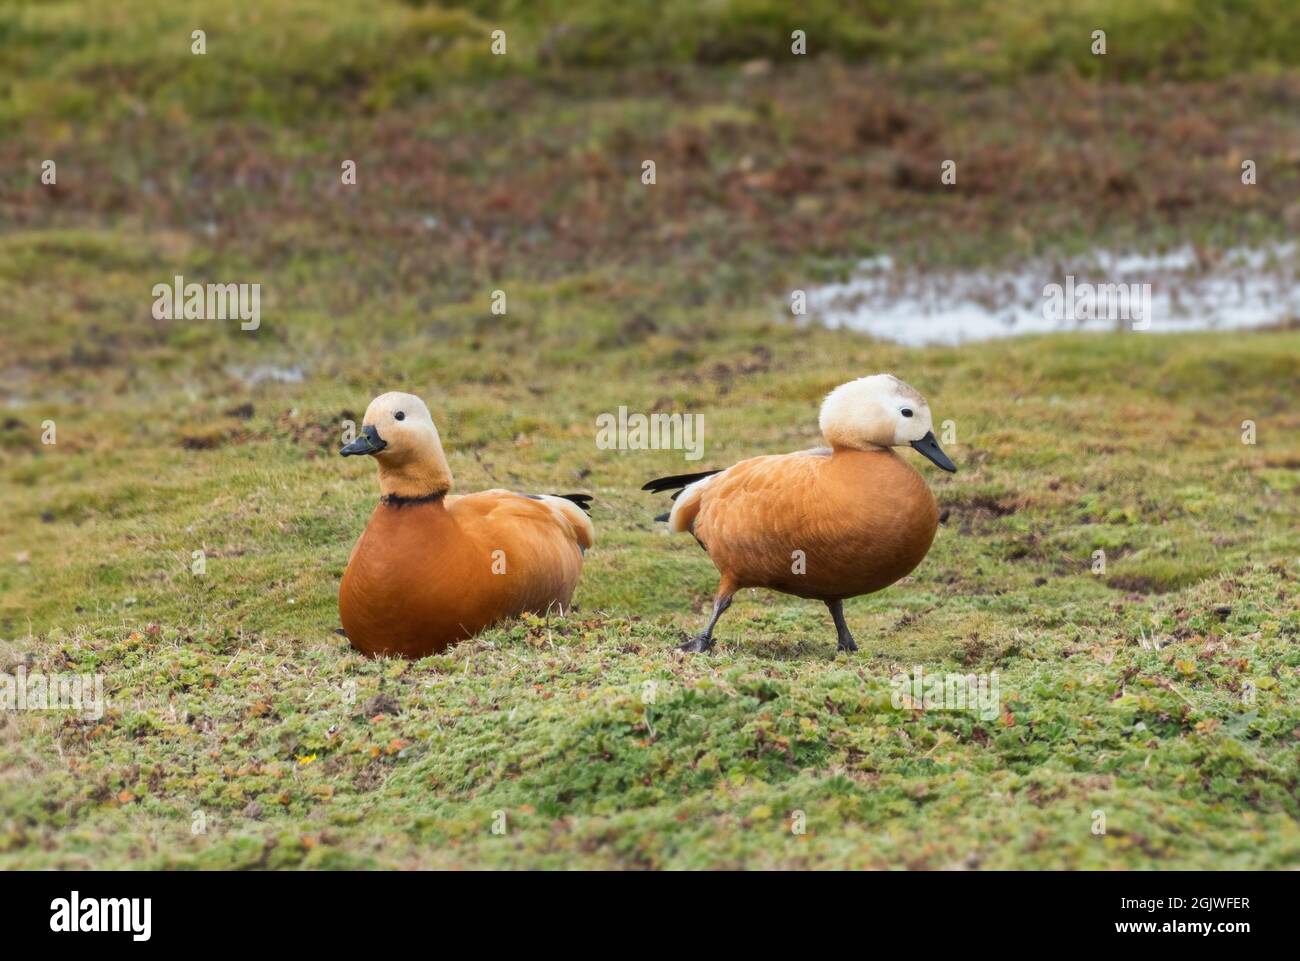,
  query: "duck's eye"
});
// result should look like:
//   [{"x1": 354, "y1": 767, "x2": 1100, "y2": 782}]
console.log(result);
[
  {"x1": 901, "y1": 408, "x2": 914, "y2": 418},
  {"x1": 394, "y1": 411, "x2": 405, "y2": 421}
]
